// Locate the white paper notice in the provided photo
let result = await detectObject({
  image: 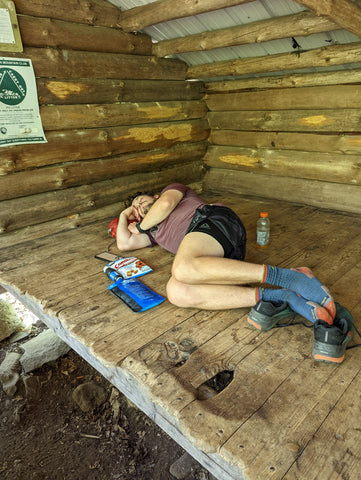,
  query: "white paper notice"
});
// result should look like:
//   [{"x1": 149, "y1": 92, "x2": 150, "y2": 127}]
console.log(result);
[
  {"x1": 0, "y1": 8, "x2": 15, "y2": 44},
  {"x1": 0, "y1": 57, "x2": 47, "y2": 147}
]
